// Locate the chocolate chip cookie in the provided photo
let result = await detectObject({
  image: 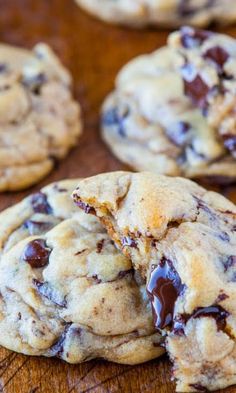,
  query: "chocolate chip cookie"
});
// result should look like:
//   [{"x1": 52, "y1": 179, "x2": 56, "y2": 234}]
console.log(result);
[
  {"x1": 76, "y1": 0, "x2": 236, "y2": 28},
  {"x1": 0, "y1": 43, "x2": 81, "y2": 192},
  {"x1": 0, "y1": 179, "x2": 163, "y2": 364},
  {"x1": 102, "y1": 27, "x2": 236, "y2": 184},
  {"x1": 73, "y1": 171, "x2": 236, "y2": 391}
]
